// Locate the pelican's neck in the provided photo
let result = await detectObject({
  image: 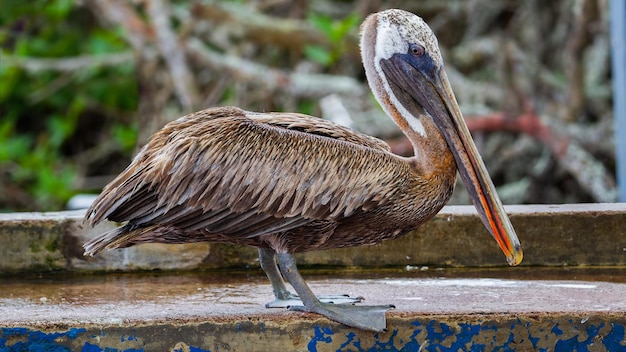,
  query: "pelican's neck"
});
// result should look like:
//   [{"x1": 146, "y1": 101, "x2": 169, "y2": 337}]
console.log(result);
[{"x1": 386, "y1": 101, "x2": 455, "y2": 177}]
